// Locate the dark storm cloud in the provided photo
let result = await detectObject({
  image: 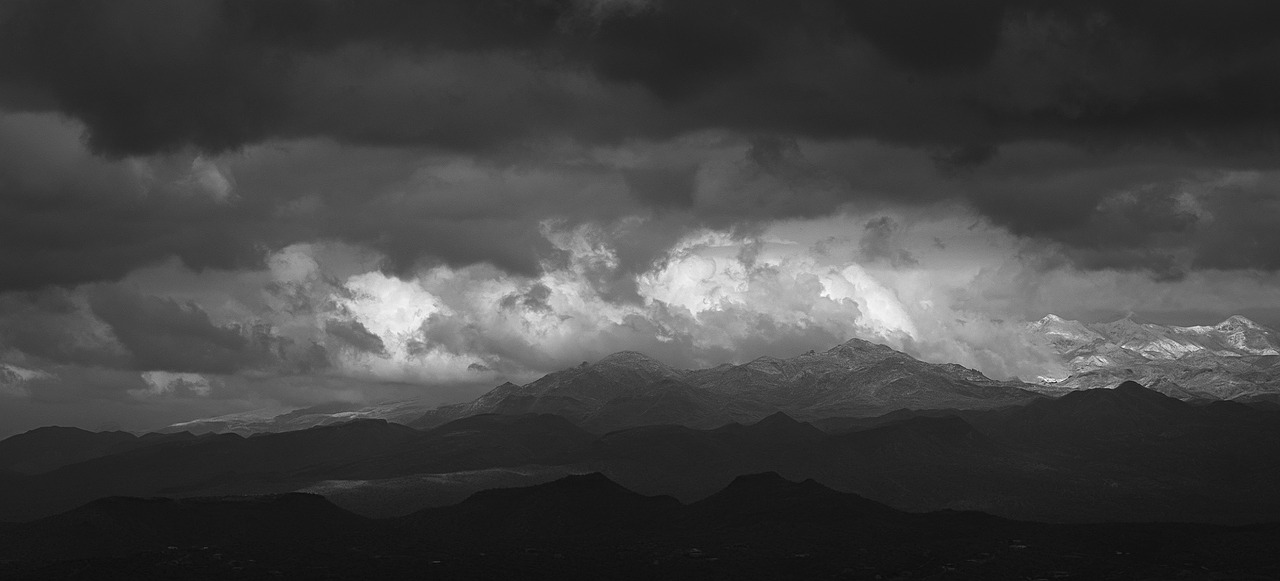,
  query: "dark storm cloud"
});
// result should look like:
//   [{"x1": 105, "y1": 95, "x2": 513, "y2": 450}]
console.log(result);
[
  {"x1": 7, "y1": 0, "x2": 1280, "y2": 154},
  {"x1": 842, "y1": 0, "x2": 1008, "y2": 71},
  {"x1": 1052, "y1": 183, "x2": 1199, "y2": 277},
  {"x1": 0, "y1": 0, "x2": 577, "y2": 154},
  {"x1": 0, "y1": 114, "x2": 271, "y2": 291},
  {"x1": 350, "y1": 217, "x2": 553, "y2": 278},
  {"x1": 86, "y1": 285, "x2": 255, "y2": 373},
  {"x1": 1189, "y1": 177, "x2": 1280, "y2": 271},
  {"x1": 499, "y1": 283, "x2": 554, "y2": 313},
  {"x1": 859, "y1": 216, "x2": 918, "y2": 268},
  {"x1": 0, "y1": 290, "x2": 128, "y2": 368},
  {"x1": 324, "y1": 319, "x2": 387, "y2": 355},
  {"x1": 932, "y1": 144, "x2": 1000, "y2": 177},
  {"x1": 2, "y1": 0, "x2": 1280, "y2": 287},
  {"x1": 622, "y1": 165, "x2": 698, "y2": 208}
]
